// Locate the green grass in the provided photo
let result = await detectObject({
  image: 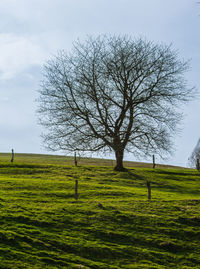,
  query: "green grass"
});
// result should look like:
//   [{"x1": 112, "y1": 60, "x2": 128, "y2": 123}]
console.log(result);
[{"x1": 0, "y1": 153, "x2": 199, "y2": 268}]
